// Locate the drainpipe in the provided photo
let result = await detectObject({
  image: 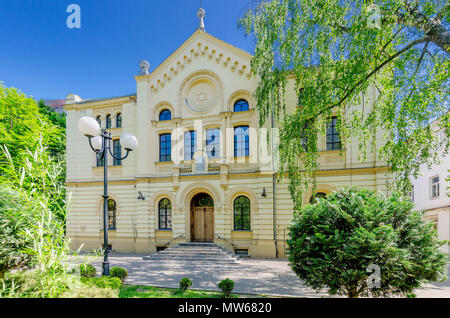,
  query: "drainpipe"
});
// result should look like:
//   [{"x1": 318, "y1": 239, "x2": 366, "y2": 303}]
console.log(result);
[{"x1": 272, "y1": 95, "x2": 278, "y2": 259}]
